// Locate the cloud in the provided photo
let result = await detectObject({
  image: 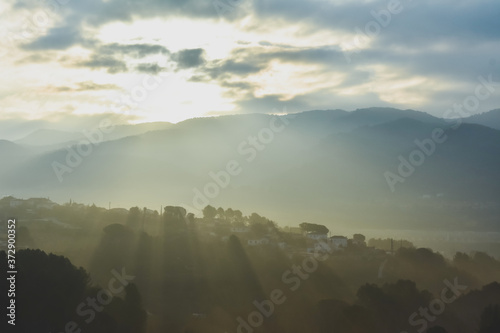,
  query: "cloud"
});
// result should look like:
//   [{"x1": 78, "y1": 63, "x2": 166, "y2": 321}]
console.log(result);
[
  {"x1": 4, "y1": 0, "x2": 500, "y2": 121},
  {"x1": 174, "y1": 48, "x2": 206, "y2": 69},
  {"x1": 60, "y1": 42, "x2": 171, "y2": 73},
  {"x1": 204, "y1": 59, "x2": 266, "y2": 79},
  {"x1": 135, "y1": 63, "x2": 166, "y2": 74},
  {"x1": 16, "y1": 53, "x2": 57, "y2": 64},
  {"x1": 99, "y1": 43, "x2": 170, "y2": 58},
  {"x1": 74, "y1": 81, "x2": 122, "y2": 91},
  {"x1": 21, "y1": 25, "x2": 84, "y2": 51},
  {"x1": 77, "y1": 55, "x2": 128, "y2": 74}
]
